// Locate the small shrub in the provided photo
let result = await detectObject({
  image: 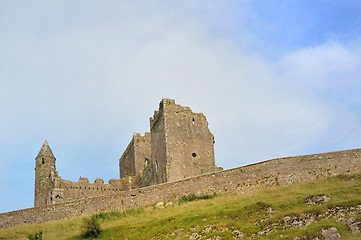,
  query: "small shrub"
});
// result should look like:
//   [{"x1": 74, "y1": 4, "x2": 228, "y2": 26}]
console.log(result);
[
  {"x1": 110, "y1": 211, "x2": 122, "y2": 218},
  {"x1": 94, "y1": 212, "x2": 107, "y2": 220},
  {"x1": 179, "y1": 194, "x2": 215, "y2": 204},
  {"x1": 82, "y1": 216, "x2": 102, "y2": 238},
  {"x1": 122, "y1": 207, "x2": 143, "y2": 216},
  {"x1": 26, "y1": 231, "x2": 43, "y2": 240},
  {"x1": 244, "y1": 201, "x2": 270, "y2": 213}
]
